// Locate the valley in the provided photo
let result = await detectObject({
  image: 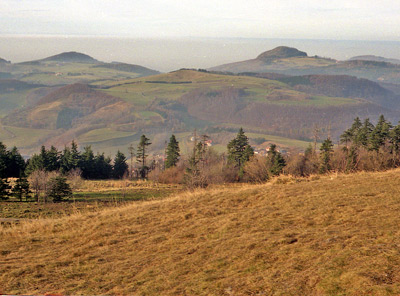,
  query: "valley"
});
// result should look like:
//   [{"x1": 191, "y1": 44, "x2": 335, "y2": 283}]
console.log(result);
[{"x1": 1, "y1": 46, "x2": 400, "y2": 157}]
